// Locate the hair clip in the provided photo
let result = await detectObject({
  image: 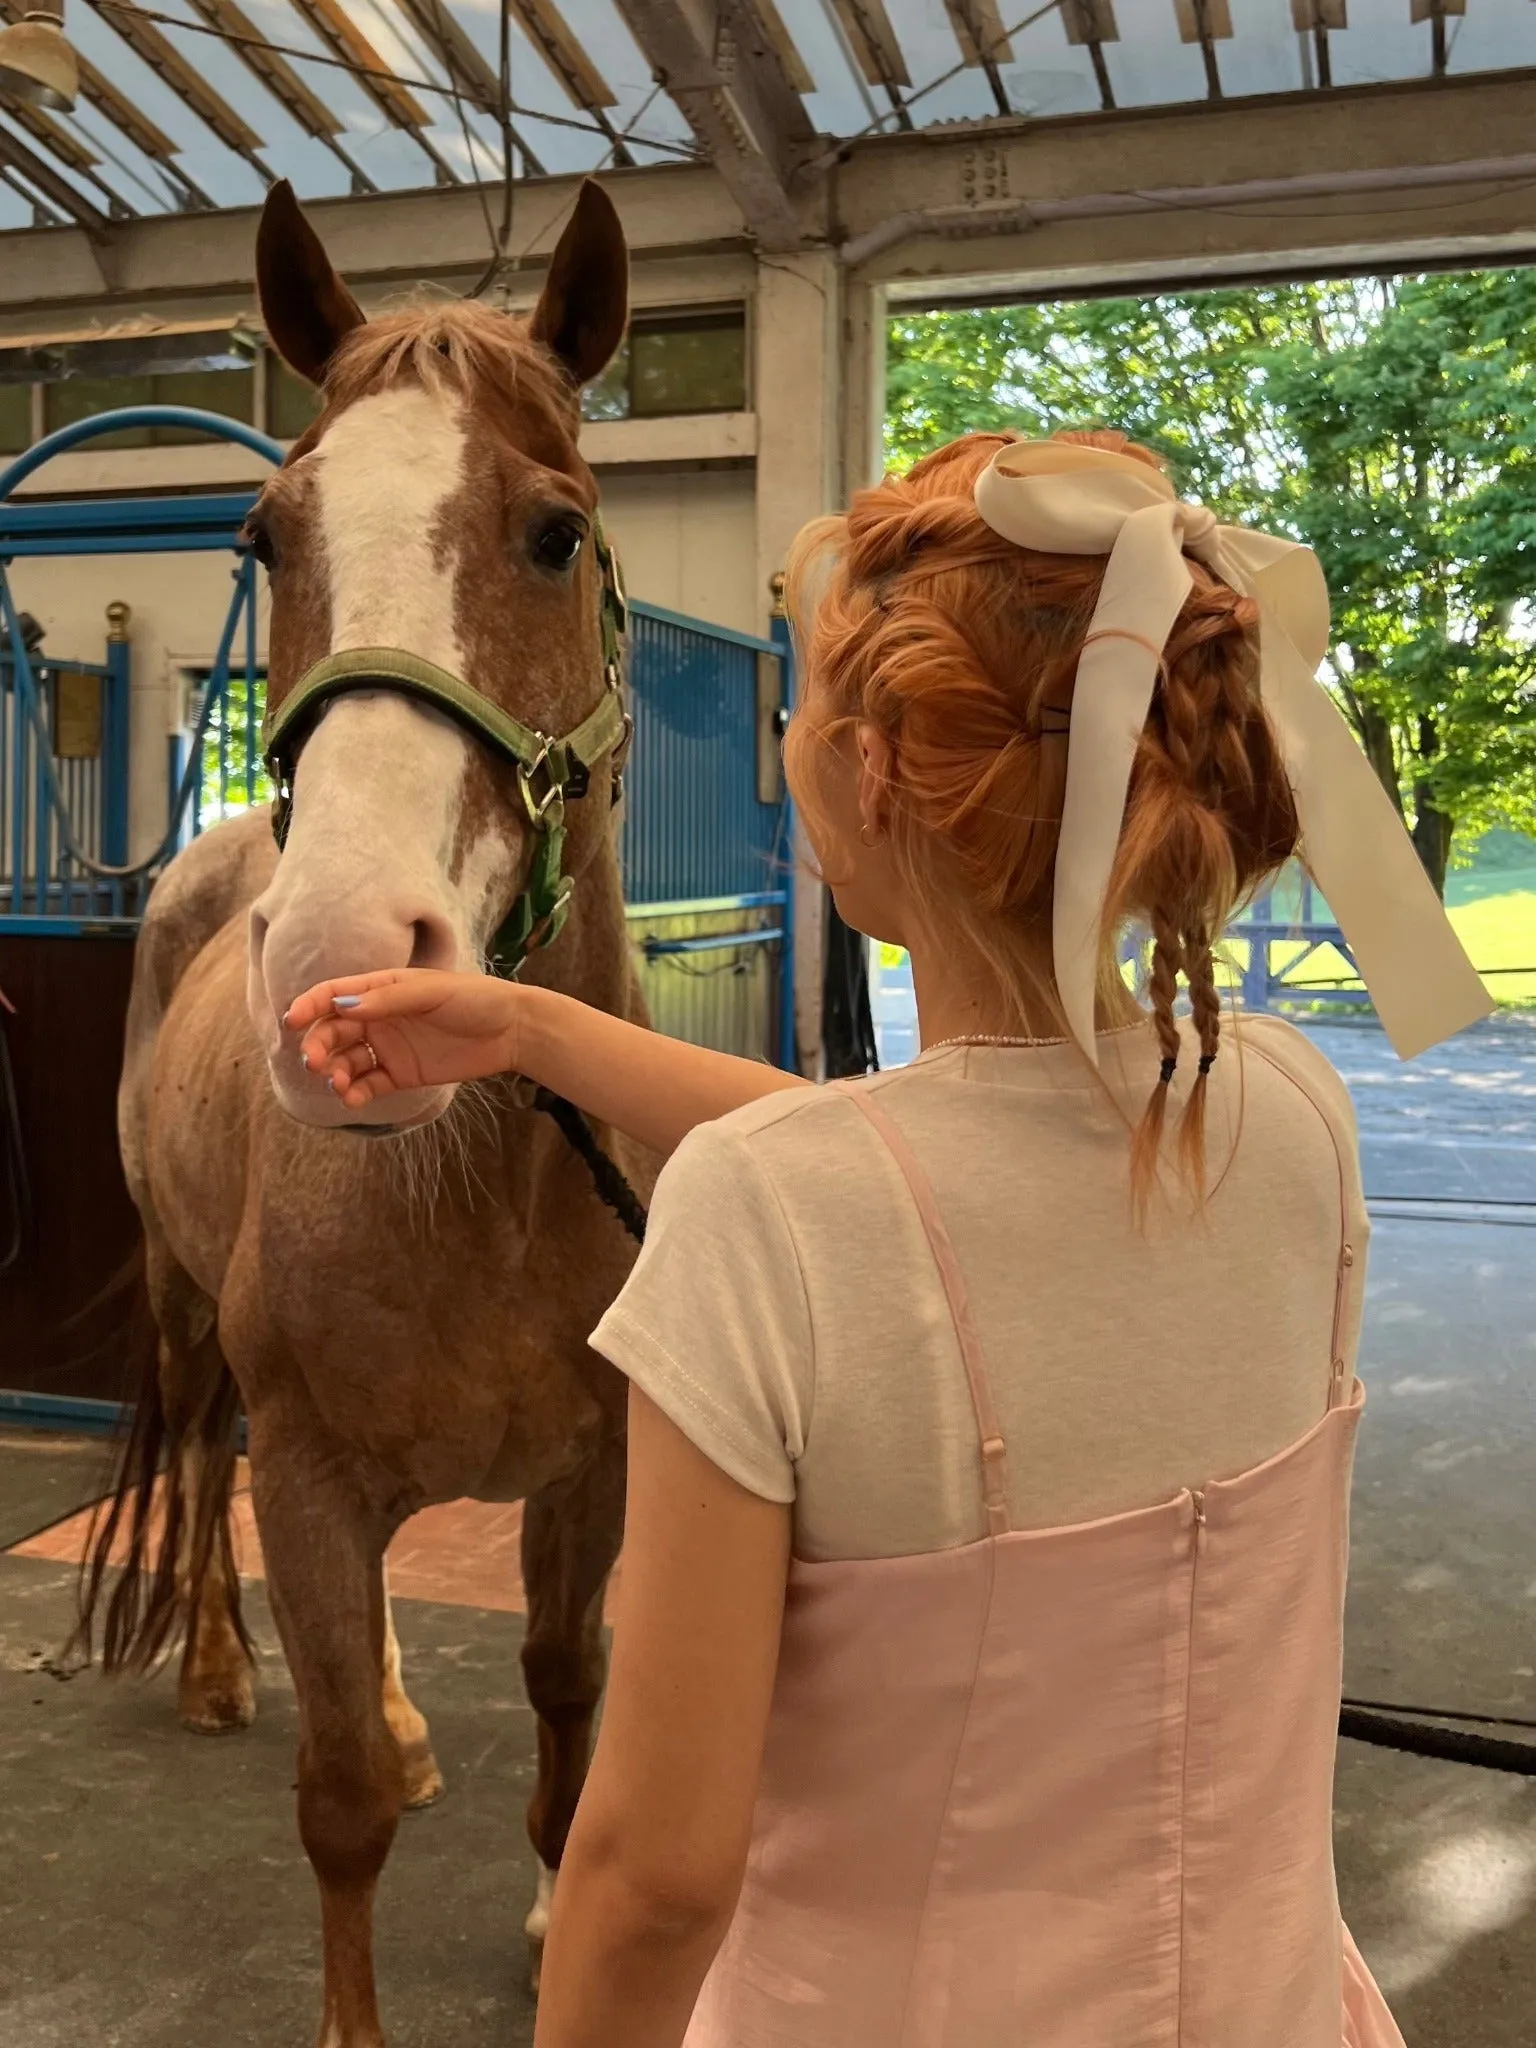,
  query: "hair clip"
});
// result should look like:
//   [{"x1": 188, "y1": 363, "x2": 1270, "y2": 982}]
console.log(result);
[{"x1": 1158, "y1": 1055, "x2": 1178, "y2": 1086}]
